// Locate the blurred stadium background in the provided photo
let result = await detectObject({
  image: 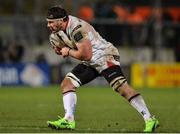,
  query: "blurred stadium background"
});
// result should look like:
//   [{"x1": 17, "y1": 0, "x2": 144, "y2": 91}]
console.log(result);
[
  {"x1": 0, "y1": 0, "x2": 180, "y2": 132},
  {"x1": 0, "y1": 0, "x2": 180, "y2": 87}
]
